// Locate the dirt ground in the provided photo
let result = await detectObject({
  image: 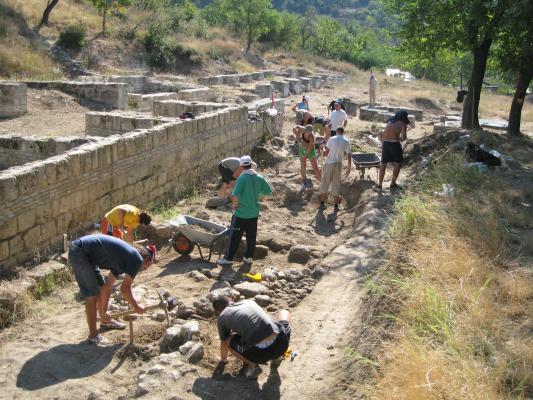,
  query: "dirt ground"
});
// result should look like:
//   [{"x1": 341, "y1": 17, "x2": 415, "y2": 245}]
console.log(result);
[
  {"x1": 0, "y1": 82, "x2": 523, "y2": 400},
  {"x1": 0, "y1": 89, "x2": 90, "y2": 137}
]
